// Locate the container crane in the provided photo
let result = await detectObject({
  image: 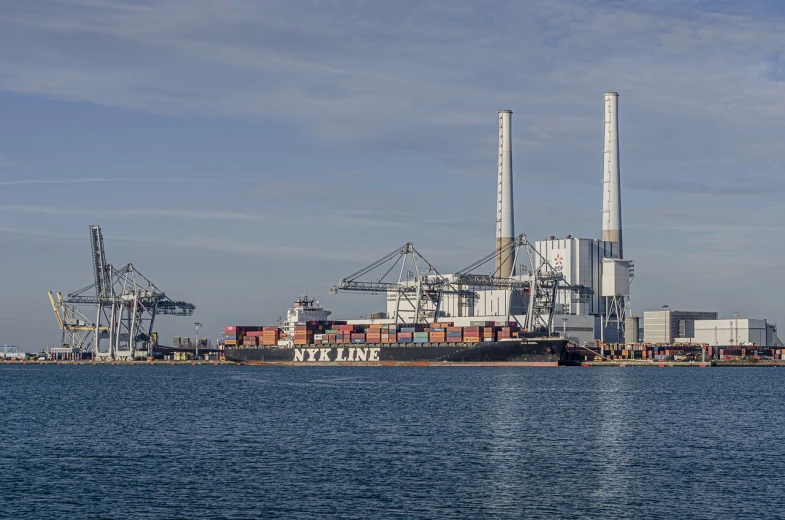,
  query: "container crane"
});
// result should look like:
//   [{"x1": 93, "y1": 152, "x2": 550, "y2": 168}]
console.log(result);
[{"x1": 48, "y1": 225, "x2": 196, "y2": 360}]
